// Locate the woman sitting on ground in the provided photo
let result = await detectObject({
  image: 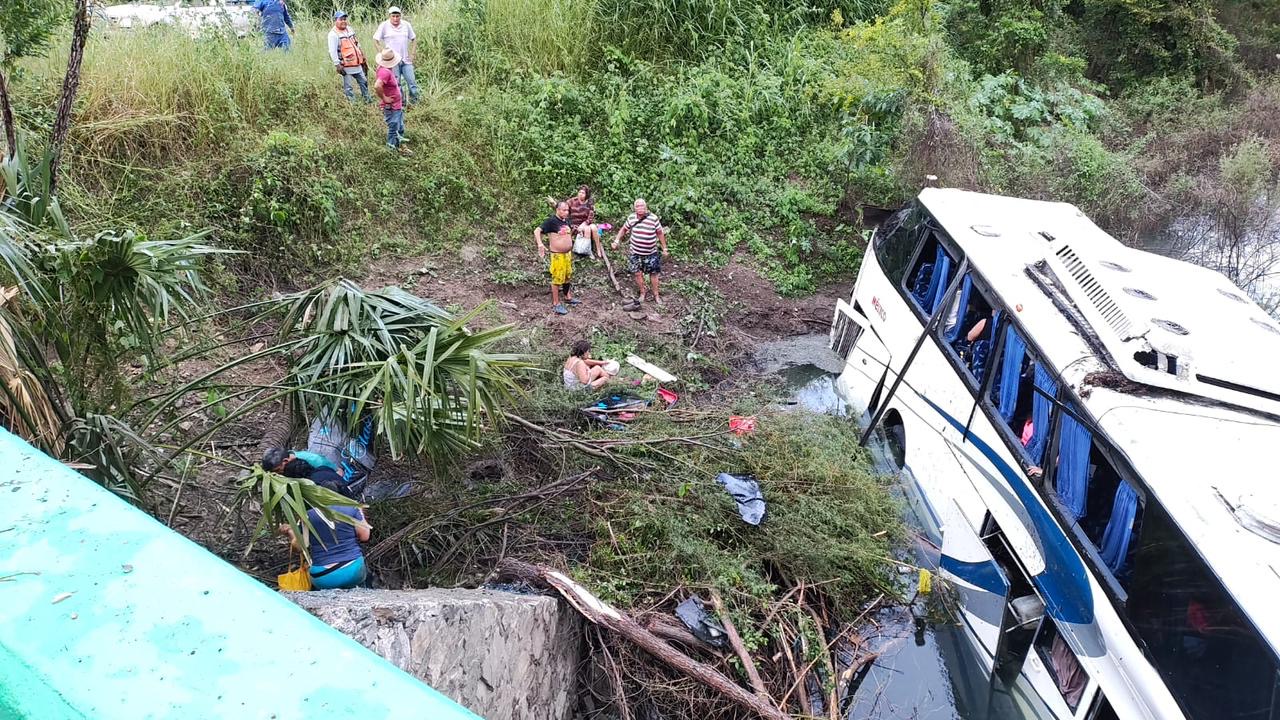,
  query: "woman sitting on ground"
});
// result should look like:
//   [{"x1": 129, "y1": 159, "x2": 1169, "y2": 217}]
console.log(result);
[
  {"x1": 280, "y1": 461, "x2": 372, "y2": 590},
  {"x1": 563, "y1": 339, "x2": 618, "y2": 390}
]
